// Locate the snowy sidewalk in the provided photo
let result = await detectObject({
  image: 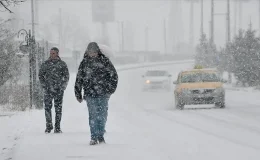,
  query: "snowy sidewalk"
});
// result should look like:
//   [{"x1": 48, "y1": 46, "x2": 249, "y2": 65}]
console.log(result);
[{"x1": 0, "y1": 111, "x2": 31, "y2": 160}]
